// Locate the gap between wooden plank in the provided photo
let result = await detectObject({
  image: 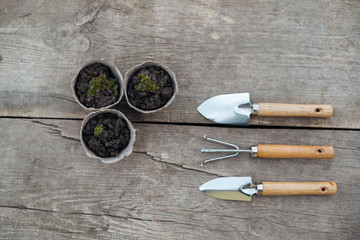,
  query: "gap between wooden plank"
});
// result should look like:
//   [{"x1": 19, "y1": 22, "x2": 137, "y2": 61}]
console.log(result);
[{"x1": 0, "y1": 116, "x2": 359, "y2": 131}]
